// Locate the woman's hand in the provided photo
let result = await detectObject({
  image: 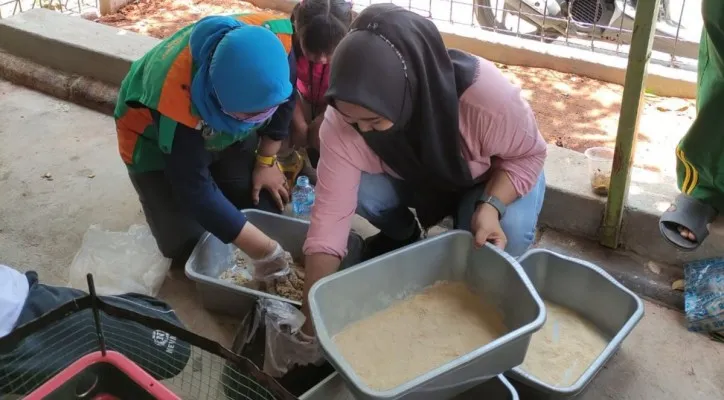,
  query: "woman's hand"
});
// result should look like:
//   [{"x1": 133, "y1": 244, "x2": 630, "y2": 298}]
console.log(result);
[
  {"x1": 252, "y1": 162, "x2": 290, "y2": 210},
  {"x1": 471, "y1": 203, "x2": 507, "y2": 250}
]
